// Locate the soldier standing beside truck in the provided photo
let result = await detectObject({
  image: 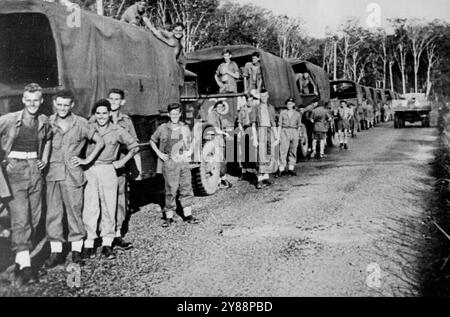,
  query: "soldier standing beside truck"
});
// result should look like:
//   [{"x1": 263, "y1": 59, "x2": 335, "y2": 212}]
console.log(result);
[
  {"x1": 310, "y1": 99, "x2": 332, "y2": 159},
  {"x1": 251, "y1": 90, "x2": 279, "y2": 189},
  {"x1": 44, "y1": 90, "x2": 105, "y2": 269},
  {"x1": 277, "y1": 98, "x2": 302, "y2": 177},
  {"x1": 82, "y1": 99, "x2": 139, "y2": 260},
  {"x1": 106, "y1": 89, "x2": 141, "y2": 250},
  {"x1": 150, "y1": 103, "x2": 199, "y2": 228},
  {"x1": 207, "y1": 100, "x2": 232, "y2": 189},
  {"x1": 0, "y1": 83, "x2": 52, "y2": 285},
  {"x1": 337, "y1": 100, "x2": 352, "y2": 150}
]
